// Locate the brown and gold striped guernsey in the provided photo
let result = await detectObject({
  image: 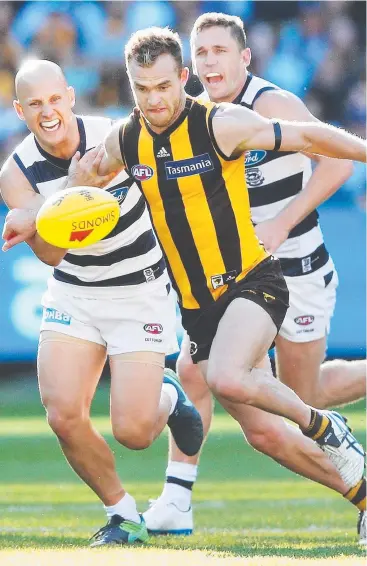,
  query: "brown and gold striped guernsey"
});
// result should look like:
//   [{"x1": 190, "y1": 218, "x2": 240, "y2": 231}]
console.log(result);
[{"x1": 119, "y1": 97, "x2": 268, "y2": 309}]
